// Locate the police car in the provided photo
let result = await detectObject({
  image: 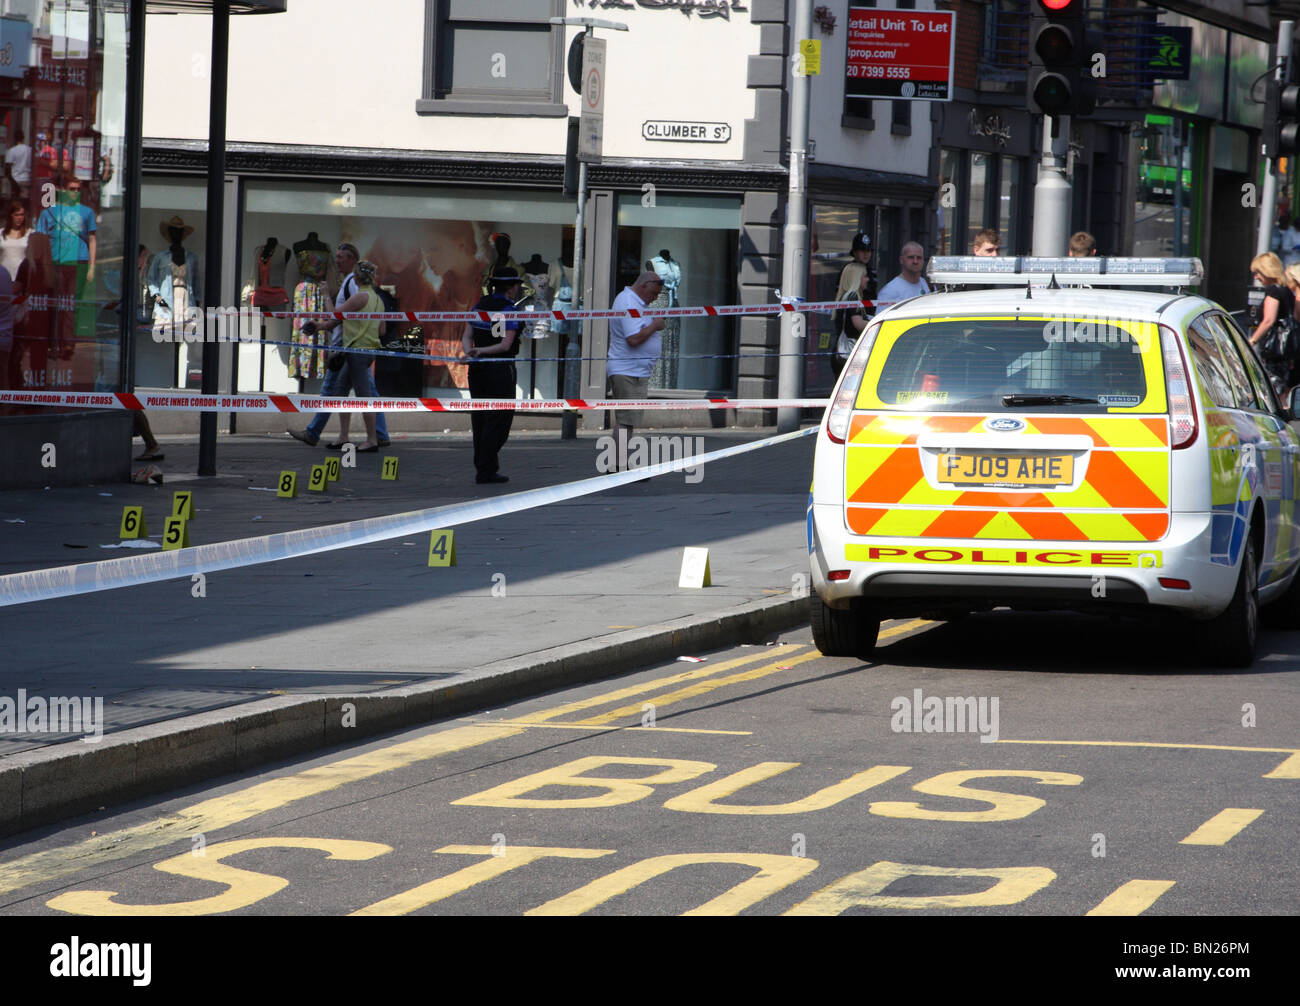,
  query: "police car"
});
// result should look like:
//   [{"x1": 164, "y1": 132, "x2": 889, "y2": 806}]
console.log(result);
[{"x1": 808, "y1": 256, "x2": 1300, "y2": 667}]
